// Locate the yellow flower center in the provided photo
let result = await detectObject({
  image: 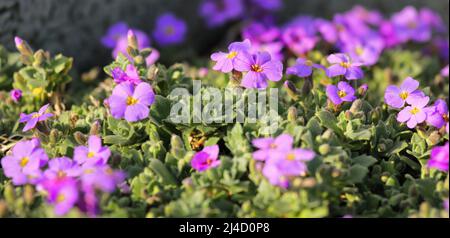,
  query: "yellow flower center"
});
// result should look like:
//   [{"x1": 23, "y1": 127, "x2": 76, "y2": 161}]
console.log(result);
[
  {"x1": 32, "y1": 113, "x2": 40, "y2": 118},
  {"x1": 206, "y1": 158, "x2": 213, "y2": 165},
  {"x1": 270, "y1": 143, "x2": 277, "y2": 149},
  {"x1": 227, "y1": 51, "x2": 238, "y2": 59},
  {"x1": 84, "y1": 168, "x2": 94, "y2": 174},
  {"x1": 126, "y1": 96, "x2": 138, "y2": 106},
  {"x1": 399, "y1": 91, "x2": 409, "y2": 100},
  {"x1": 410, "y1": 107, "x2": 420, "y2": 115},
  {"x1": 338, "y1": 90, "x2": 347, "y2": 98},
  {"x1": 20, "y1": 157, "x2": 29, "y2": 167},
  {"x1": 56, "y1": 194, "x2": 65, "y2": 203},
  {"x1": 57, "y1": 170, "x2": 66, "y2": 178},
  {"x1": 251, "y1": 64, "x2": 263, "y2": 73},
  {"x1": 87, "y1": 151, "x2": 95, "y2": 158},
  {"x1": 32, "y1": 87, "x2": 44, "y2": 96},
  {"x1": 165, "y1": 26, "x2": 175, "y2": 35},
  {"x1": 286, "y1": 153, "x2": 296, "y2": 161},
  {"x1": 355, "y1": 46, "x2": 364, "y2": 56},
  {"x1": 340, "y1": 62, "x2": 351, "y2": 68},
  {"x1": 305, "y1": 60, "x2": 313, "y2": 66}
]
